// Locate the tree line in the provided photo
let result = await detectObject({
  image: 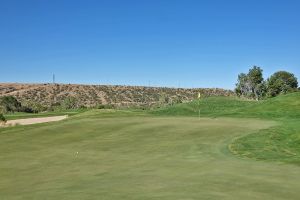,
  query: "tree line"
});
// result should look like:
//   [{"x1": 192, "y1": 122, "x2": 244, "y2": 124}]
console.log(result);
[{"x1": 235, "y1": 66, "x2": 298, "y2": 100}]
